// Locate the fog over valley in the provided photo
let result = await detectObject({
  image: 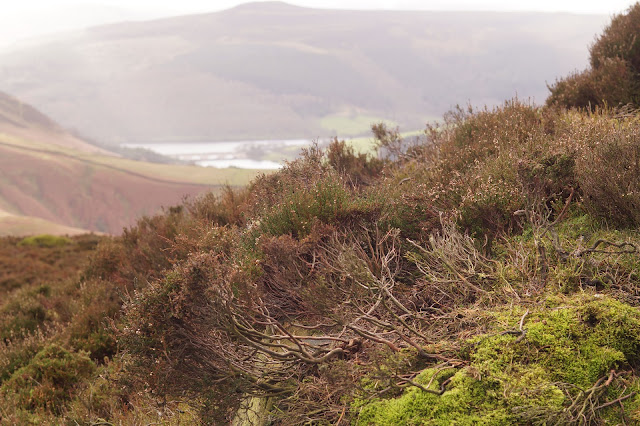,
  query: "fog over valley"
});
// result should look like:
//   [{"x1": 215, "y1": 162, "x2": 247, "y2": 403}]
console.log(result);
[{"x1": 0, "y1": 2, "x2": 608, "y2": 147}]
